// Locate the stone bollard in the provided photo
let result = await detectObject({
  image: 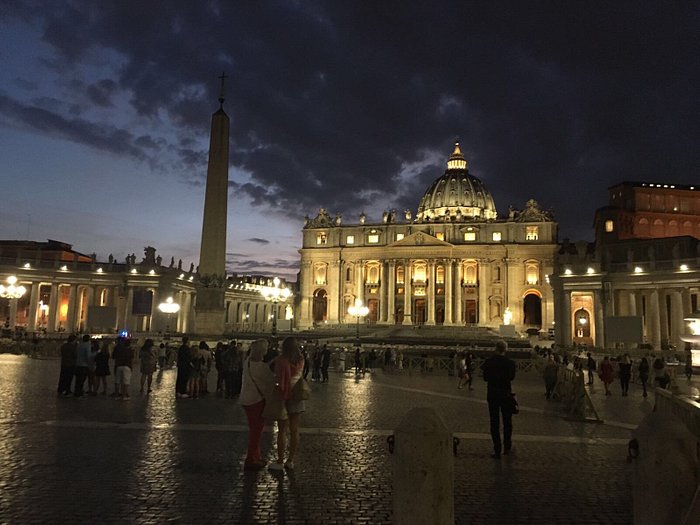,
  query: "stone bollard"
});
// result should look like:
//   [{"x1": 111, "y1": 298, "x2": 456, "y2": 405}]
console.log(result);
[
  {"x1": 392, "y1": 407, "x2": 453, "y2": 525},
  {"x1": 632, "y1": 411, "x2": 699, "y2": 525}
]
